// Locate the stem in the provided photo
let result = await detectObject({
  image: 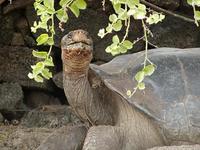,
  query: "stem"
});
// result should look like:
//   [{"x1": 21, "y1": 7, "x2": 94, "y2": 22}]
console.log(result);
[
  {"x1": 129, "y1": 87, "x2": 138, "y2": 98},
  {"x1": 142, "y1": 20, "x2": 148, "y2": 68},
  {"x1": 122, "y1": 17, "x2": 131, "y2": 43},
  {"x1": 47, "y1": 4, "x2": 55, "y2": 57},
  {"x1": 192, "y1": 4, "x2": 199, "y2": 26},
  {"x1": 141, "y1": 0, "x2": 195, "y2": 23}
]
